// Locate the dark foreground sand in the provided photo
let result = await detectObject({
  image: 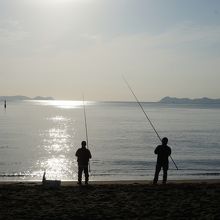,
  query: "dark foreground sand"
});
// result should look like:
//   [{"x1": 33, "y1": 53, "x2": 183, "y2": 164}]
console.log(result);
[{"x1": 0, "y1": 180, "x2": 220, "y2": 220}]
